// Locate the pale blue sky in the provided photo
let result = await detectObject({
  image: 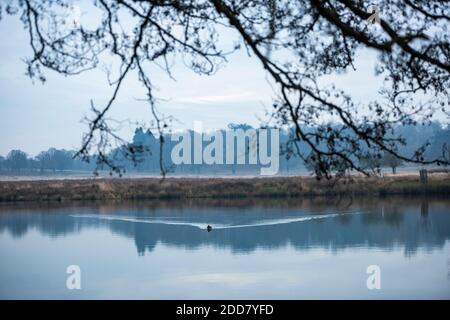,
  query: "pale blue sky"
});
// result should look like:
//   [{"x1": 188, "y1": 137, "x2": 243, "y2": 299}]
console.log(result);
[{"x1": 0, "y1": 6, "x2": 404, "y2": 156}]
